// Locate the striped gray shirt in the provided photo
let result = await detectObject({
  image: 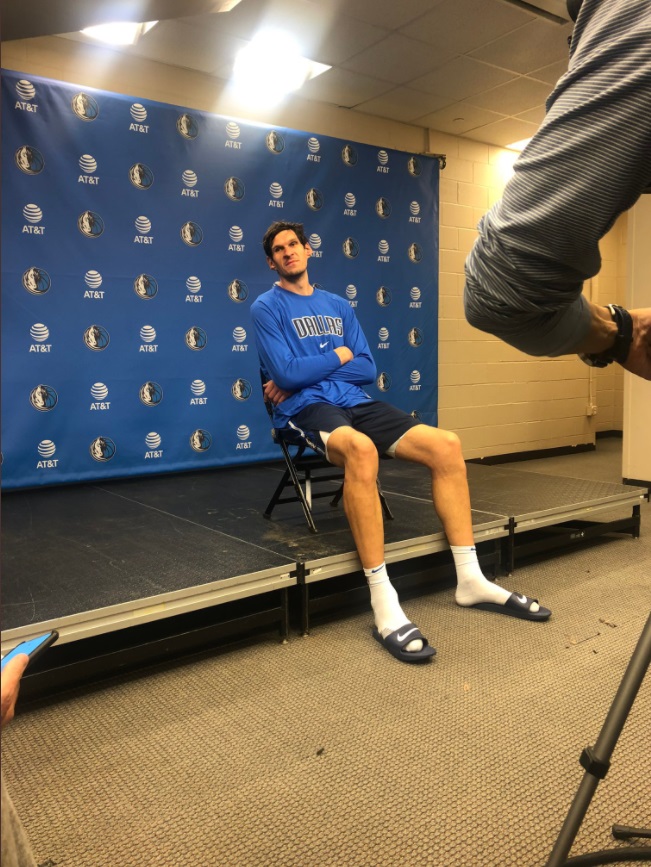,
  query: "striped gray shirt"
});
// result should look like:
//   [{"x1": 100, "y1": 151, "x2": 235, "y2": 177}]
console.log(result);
[{"x1": 464, "y1": 0, "x2": 651, "y2": 356}]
